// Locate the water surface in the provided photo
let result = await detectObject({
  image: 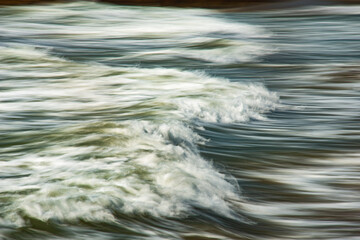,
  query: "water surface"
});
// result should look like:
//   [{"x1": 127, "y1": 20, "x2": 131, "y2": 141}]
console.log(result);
[{"x1": 1, "y1": 2, "x2": 360, "y2": 239}]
